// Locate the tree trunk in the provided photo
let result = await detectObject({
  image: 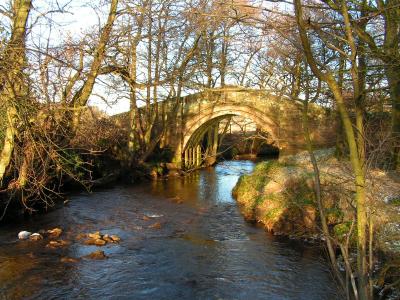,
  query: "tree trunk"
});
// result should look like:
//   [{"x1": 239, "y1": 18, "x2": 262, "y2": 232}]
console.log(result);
[
  {"x1": 71, "y1": 0, "x2": 118, "y2": 131},
  {"x1": 0, "y1": 0, "x2": 32, "y2": 185},
  {"x1": 386, "y1": 66, "x2": 400, "y2": 169},
  {"x1": 220, "y1": 28, "x2": 228, "y2": 87},
  {"x1": 0, "y1": 107, "x2": 17, "y2": 184},
  {"x1": 294, "y1": 1, "x2": 368, "y2": 298}
]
